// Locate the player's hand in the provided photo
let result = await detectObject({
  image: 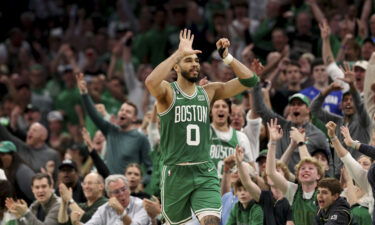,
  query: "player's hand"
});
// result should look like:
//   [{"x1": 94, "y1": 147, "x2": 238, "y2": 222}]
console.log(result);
[
  {"x1": 76, "y1": 73, "x2": 88, "y2": 94},
  {"x1": 177, "y1": 29, "x2": 201, "y2": 58},
  {"x1": 216, "y1": 38, "x2": 230, "y2": 58},
  {"x1": 267, "y1": 118, "x2": 283, "y2": 142},
  {"x1": 325, "y1": 121, "x2": 337, "y2": 138}
]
